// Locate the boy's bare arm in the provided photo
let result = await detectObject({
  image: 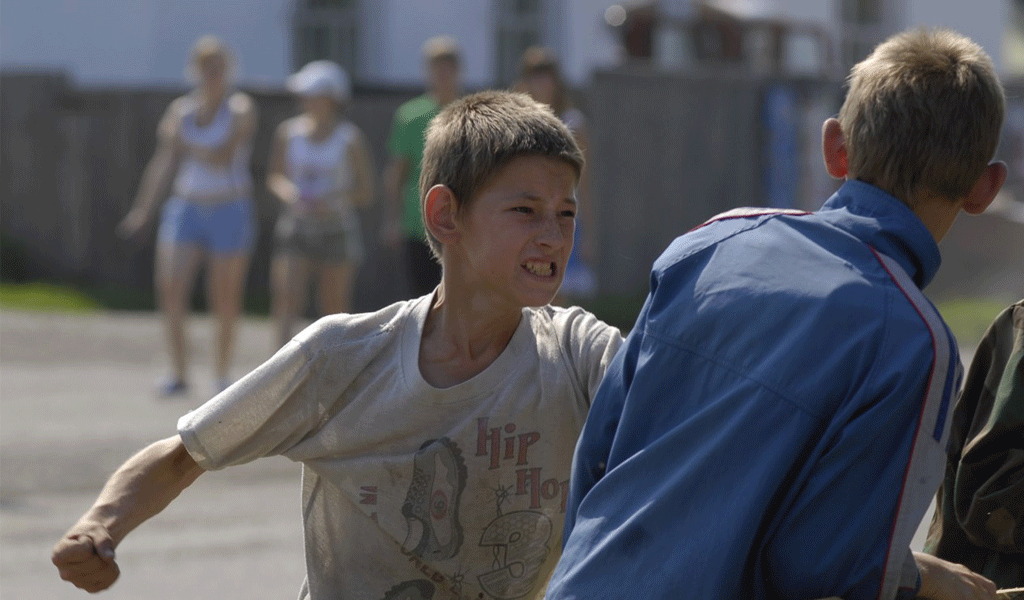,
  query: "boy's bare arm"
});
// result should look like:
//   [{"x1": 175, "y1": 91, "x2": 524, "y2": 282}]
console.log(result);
[
  {"x1": 51, "y1": 435, "x2": 204, "y2": 593},
  {"x1": 811, "y1": 553, "x2": 997, "y2": 600},
  {"x1": 914, "y1": 552, "x2": 997, "y2": 600}
]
